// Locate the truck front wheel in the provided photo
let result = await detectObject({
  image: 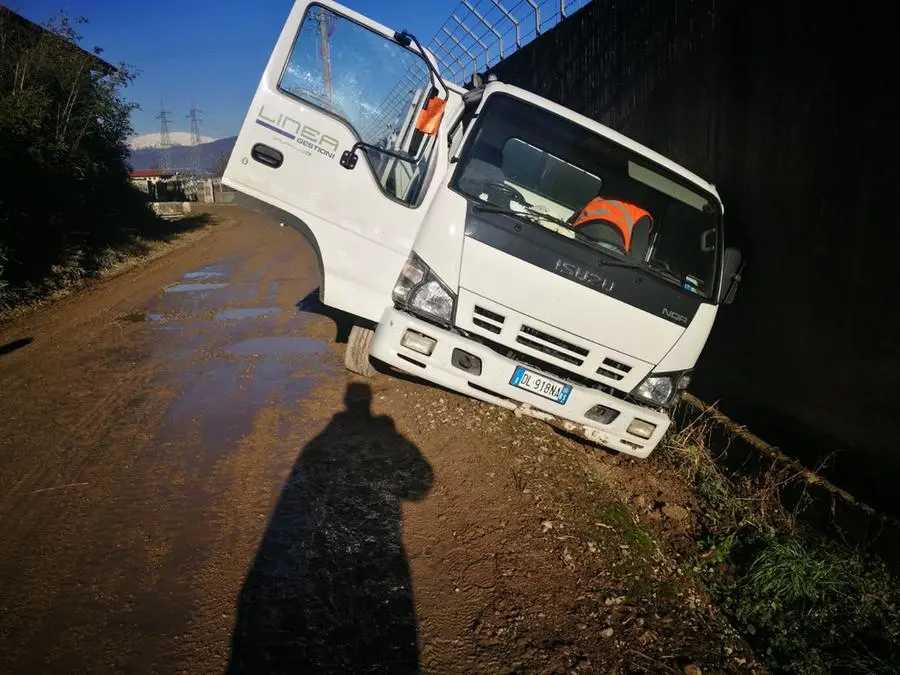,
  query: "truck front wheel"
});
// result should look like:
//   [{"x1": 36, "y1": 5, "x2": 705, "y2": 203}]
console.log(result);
[{"x1": 344, "y1": 325, "x2": 377, "y2": 377}]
